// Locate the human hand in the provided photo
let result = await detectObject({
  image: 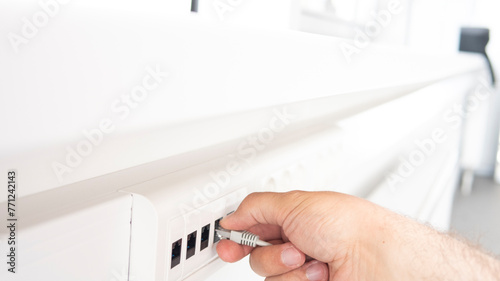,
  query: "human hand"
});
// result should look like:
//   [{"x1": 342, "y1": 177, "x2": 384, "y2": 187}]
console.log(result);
[
  {"x1": 216, "y1": 191, "x2": 500, "y2": 281},
  {"x1": 216, "y1": 191, "x2": 396, "y2": 281}
]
